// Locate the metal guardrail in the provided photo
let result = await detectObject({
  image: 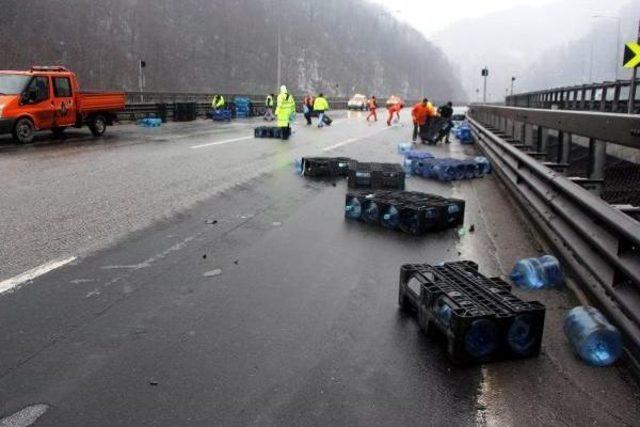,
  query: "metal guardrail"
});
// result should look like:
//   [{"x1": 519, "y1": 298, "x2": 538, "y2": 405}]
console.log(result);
[
  {"x1": 468, "y1": 105, "x2": 640, "y2": 370},
  {"x1": 118, "y1": 92, "x2": 353, "y2": 121},
  {"x1": 506, "y1": 78, "x2": 640, "y2": 114}
]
